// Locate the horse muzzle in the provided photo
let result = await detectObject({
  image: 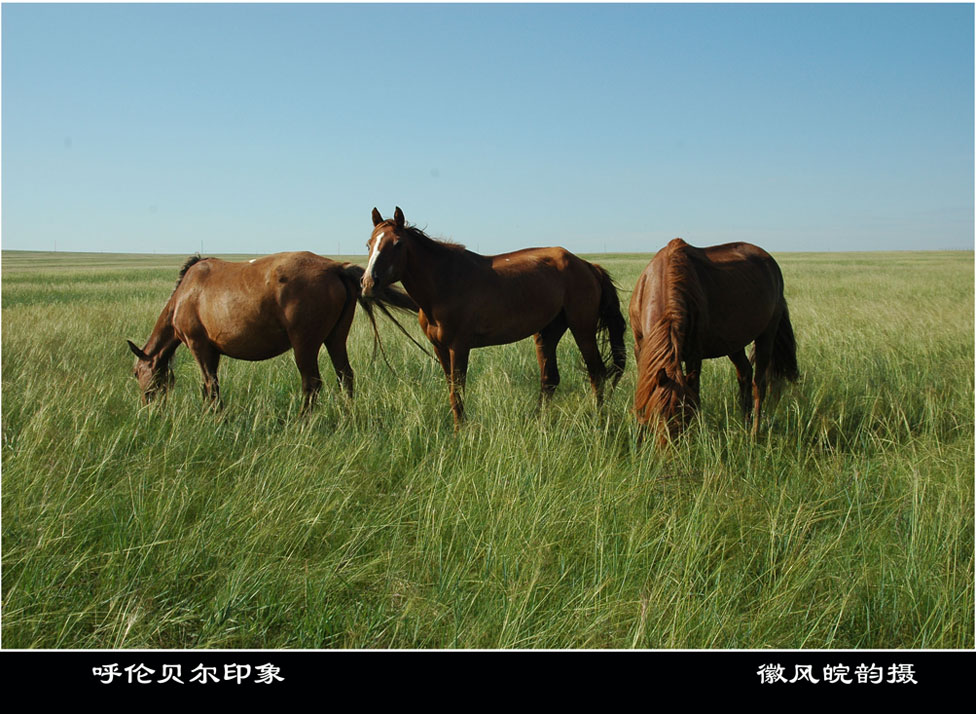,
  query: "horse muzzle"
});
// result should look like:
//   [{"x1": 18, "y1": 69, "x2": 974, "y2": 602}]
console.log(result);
[{"x1": 360, "y1": 274, "x2": 376, "y2": 297}]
